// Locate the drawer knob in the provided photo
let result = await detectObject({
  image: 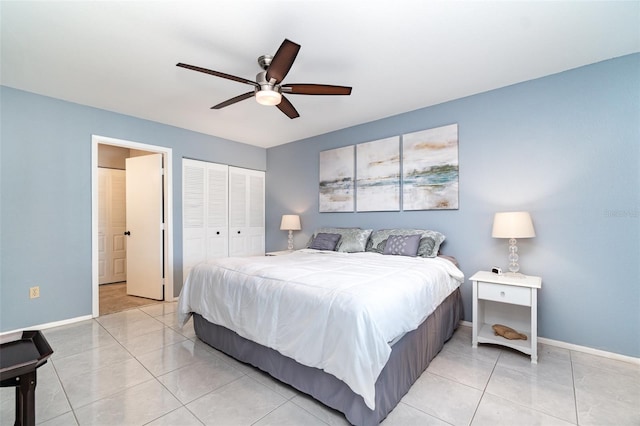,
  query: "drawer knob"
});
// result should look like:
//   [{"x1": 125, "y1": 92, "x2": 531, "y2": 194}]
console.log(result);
[{"x1": 500, "y1": 291, "x2": 506, "y2": 297}]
